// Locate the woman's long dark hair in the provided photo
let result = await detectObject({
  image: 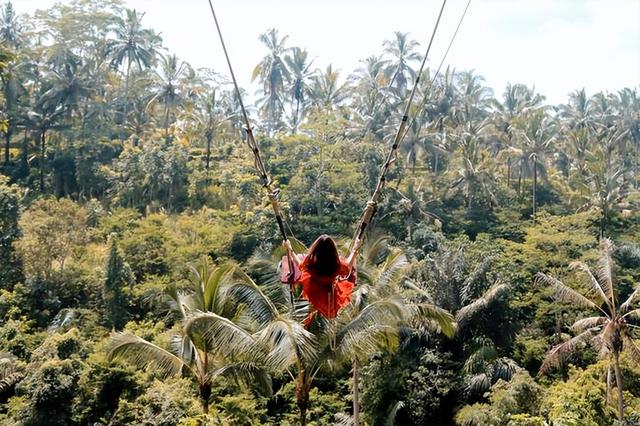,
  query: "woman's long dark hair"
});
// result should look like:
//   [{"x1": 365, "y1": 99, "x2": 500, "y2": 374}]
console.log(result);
[{"x1": 305, "y1": 235, "x2": 340, "y2": 276}]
